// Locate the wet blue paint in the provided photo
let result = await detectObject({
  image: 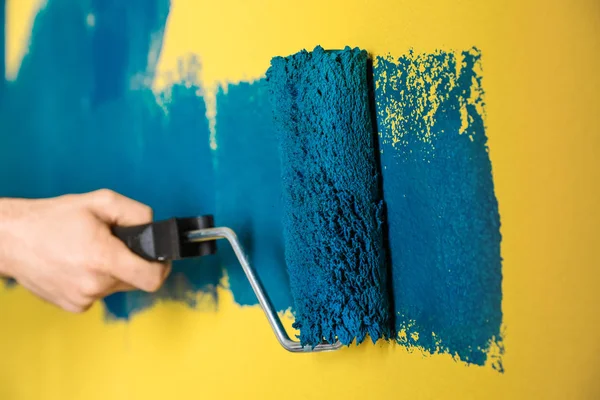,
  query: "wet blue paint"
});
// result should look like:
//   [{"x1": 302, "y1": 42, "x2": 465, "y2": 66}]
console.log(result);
[
  {"x1": 266, "y1": 46, "x2": 393, "y2": 346},
  {"x1": 0, "y1": 0, "x2": 222, "y2": 318},
  {"x1": 214, "y1": 79, "x2": 292, "y2": 311},
  {"x1": 375, "y1": 49, "x2": 503, "y2": 369}
]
